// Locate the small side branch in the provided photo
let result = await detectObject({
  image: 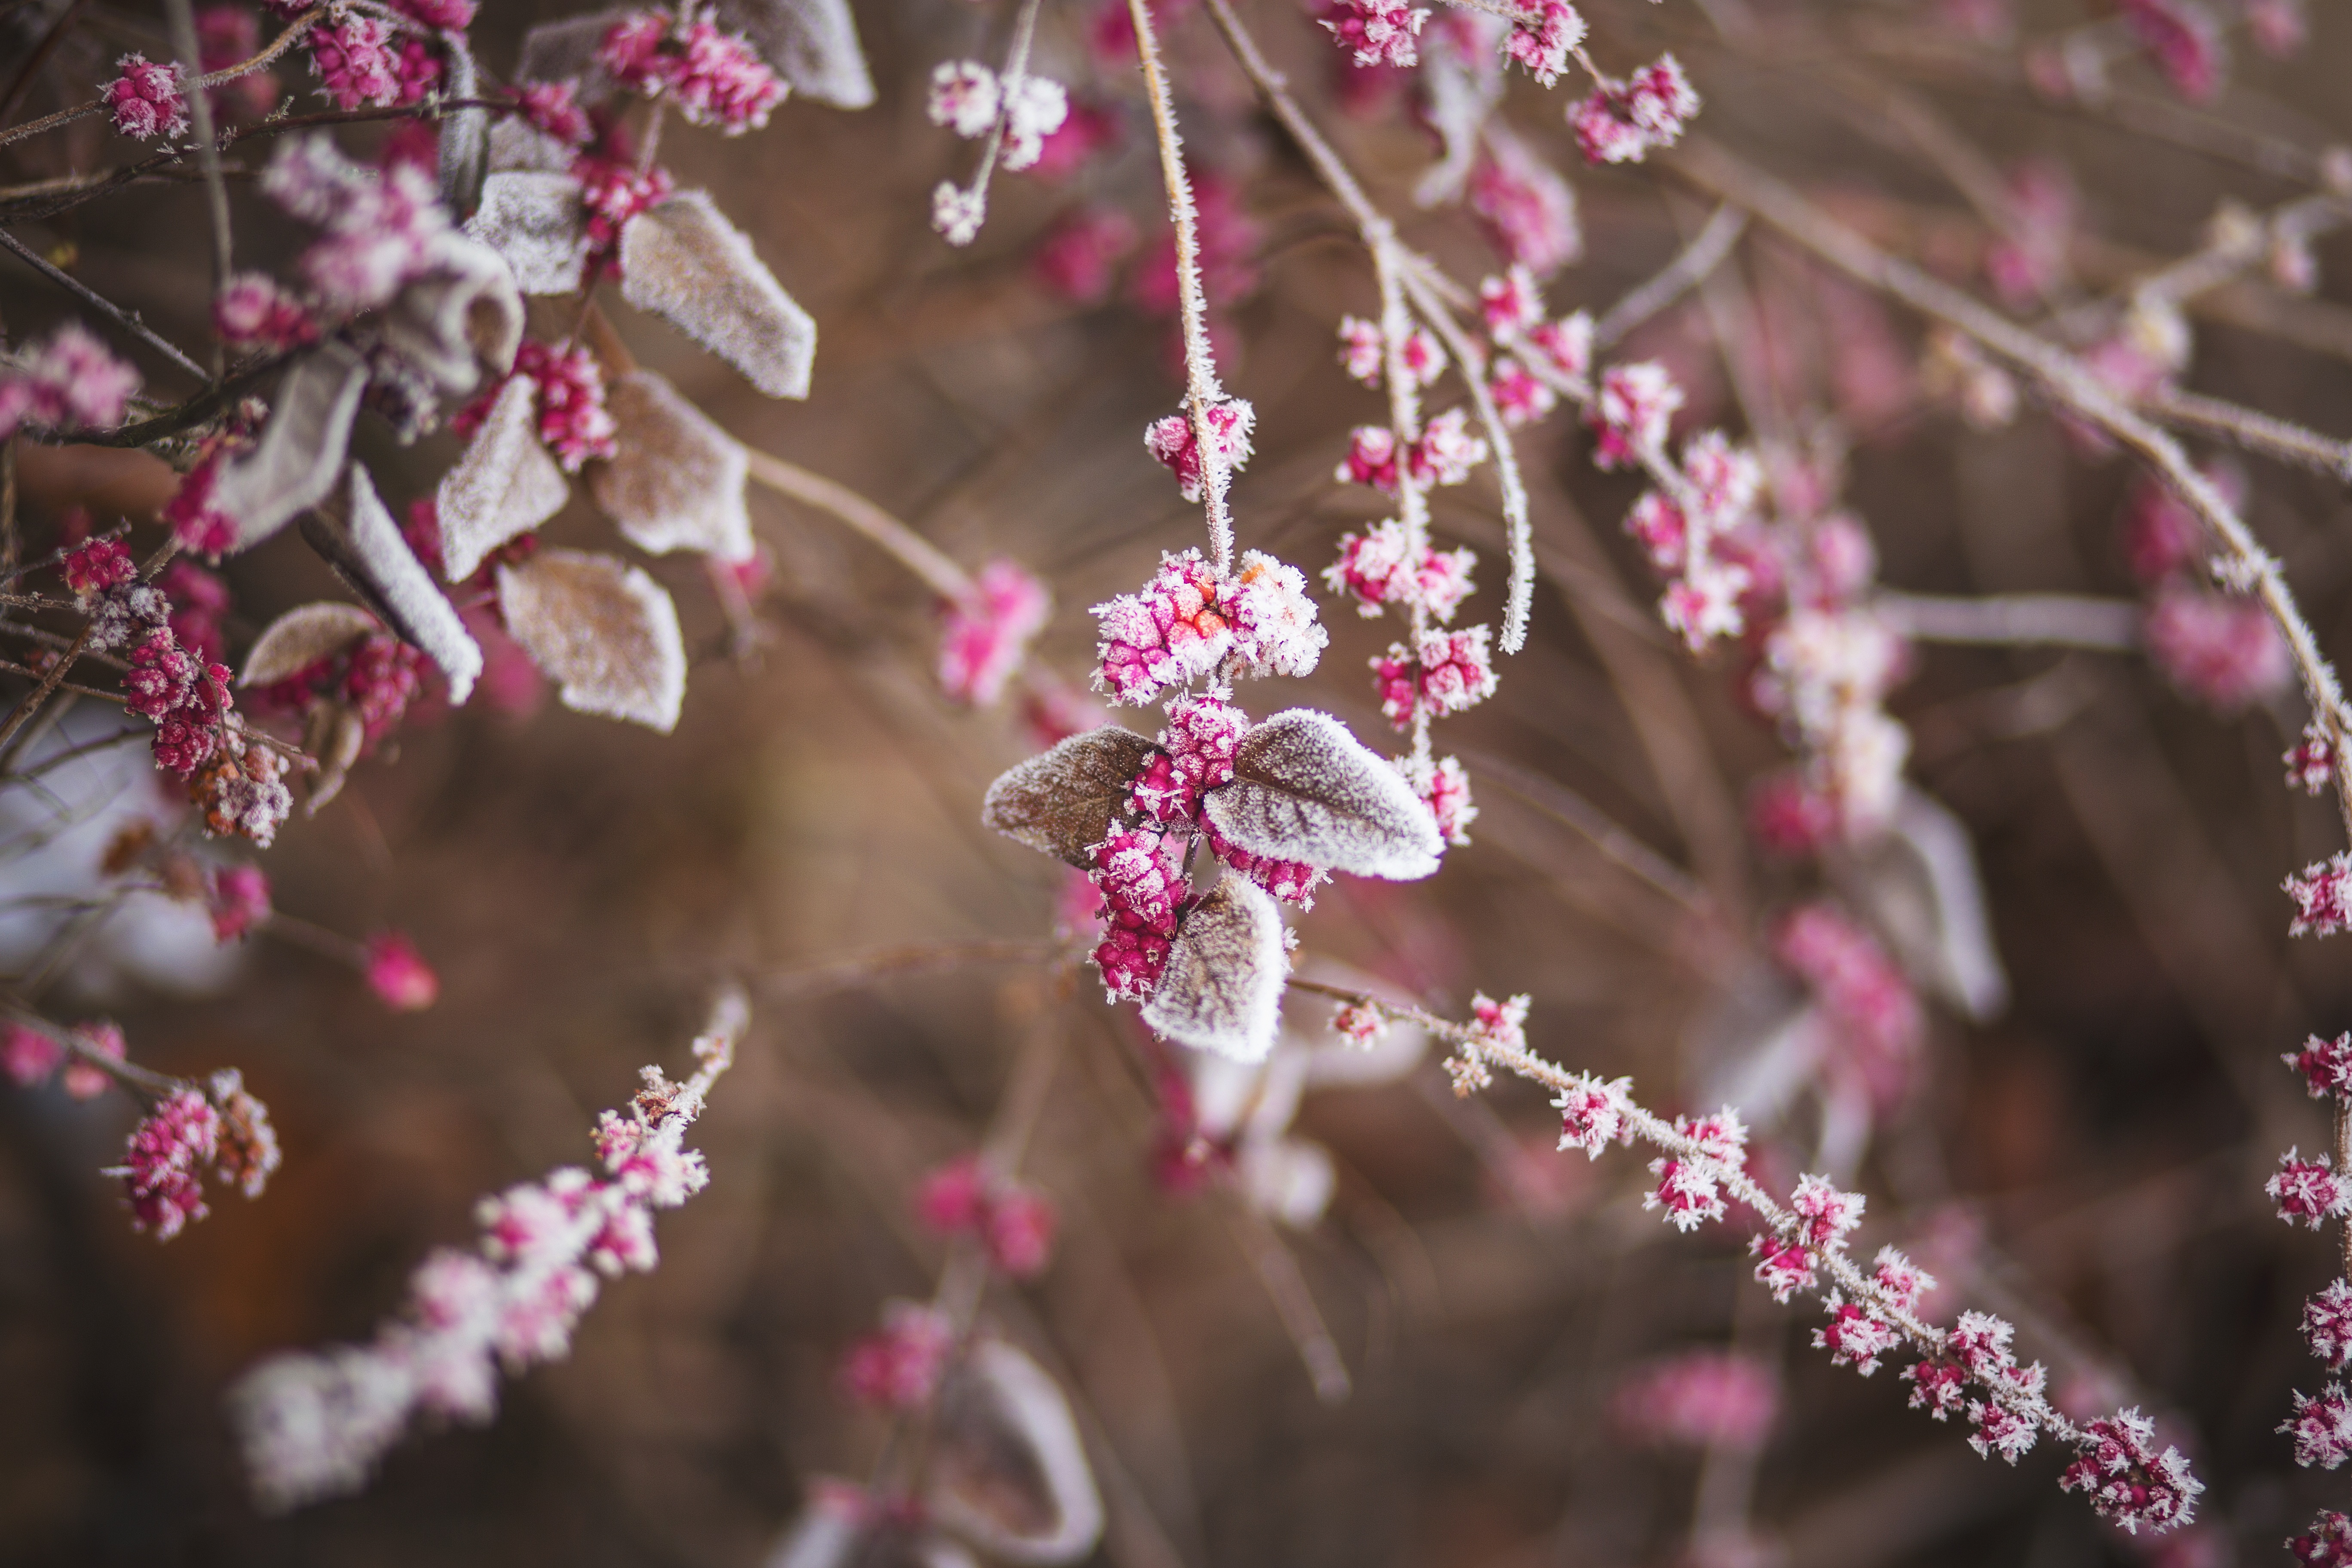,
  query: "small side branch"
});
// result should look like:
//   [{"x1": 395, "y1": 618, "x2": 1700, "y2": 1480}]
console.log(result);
[{"x1": 1874, "y1": 591, "x2": 2143, "y2": 652}]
